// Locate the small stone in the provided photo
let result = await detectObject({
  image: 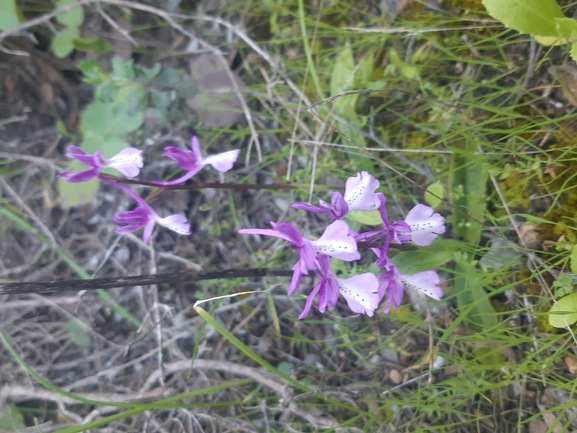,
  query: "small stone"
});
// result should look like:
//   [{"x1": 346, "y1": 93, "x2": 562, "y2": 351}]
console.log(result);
[{"x1": 389, "y1": 369, "x2": 402, "y2": 385}]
